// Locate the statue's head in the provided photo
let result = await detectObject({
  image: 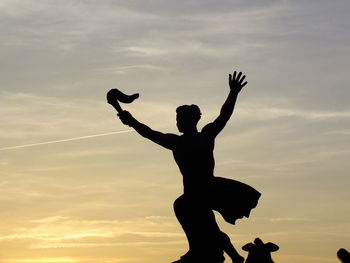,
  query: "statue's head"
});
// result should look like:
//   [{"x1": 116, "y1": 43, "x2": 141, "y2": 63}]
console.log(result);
[{"x1": 176, "y1": 104, "x2": 201, "y2": 133}]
